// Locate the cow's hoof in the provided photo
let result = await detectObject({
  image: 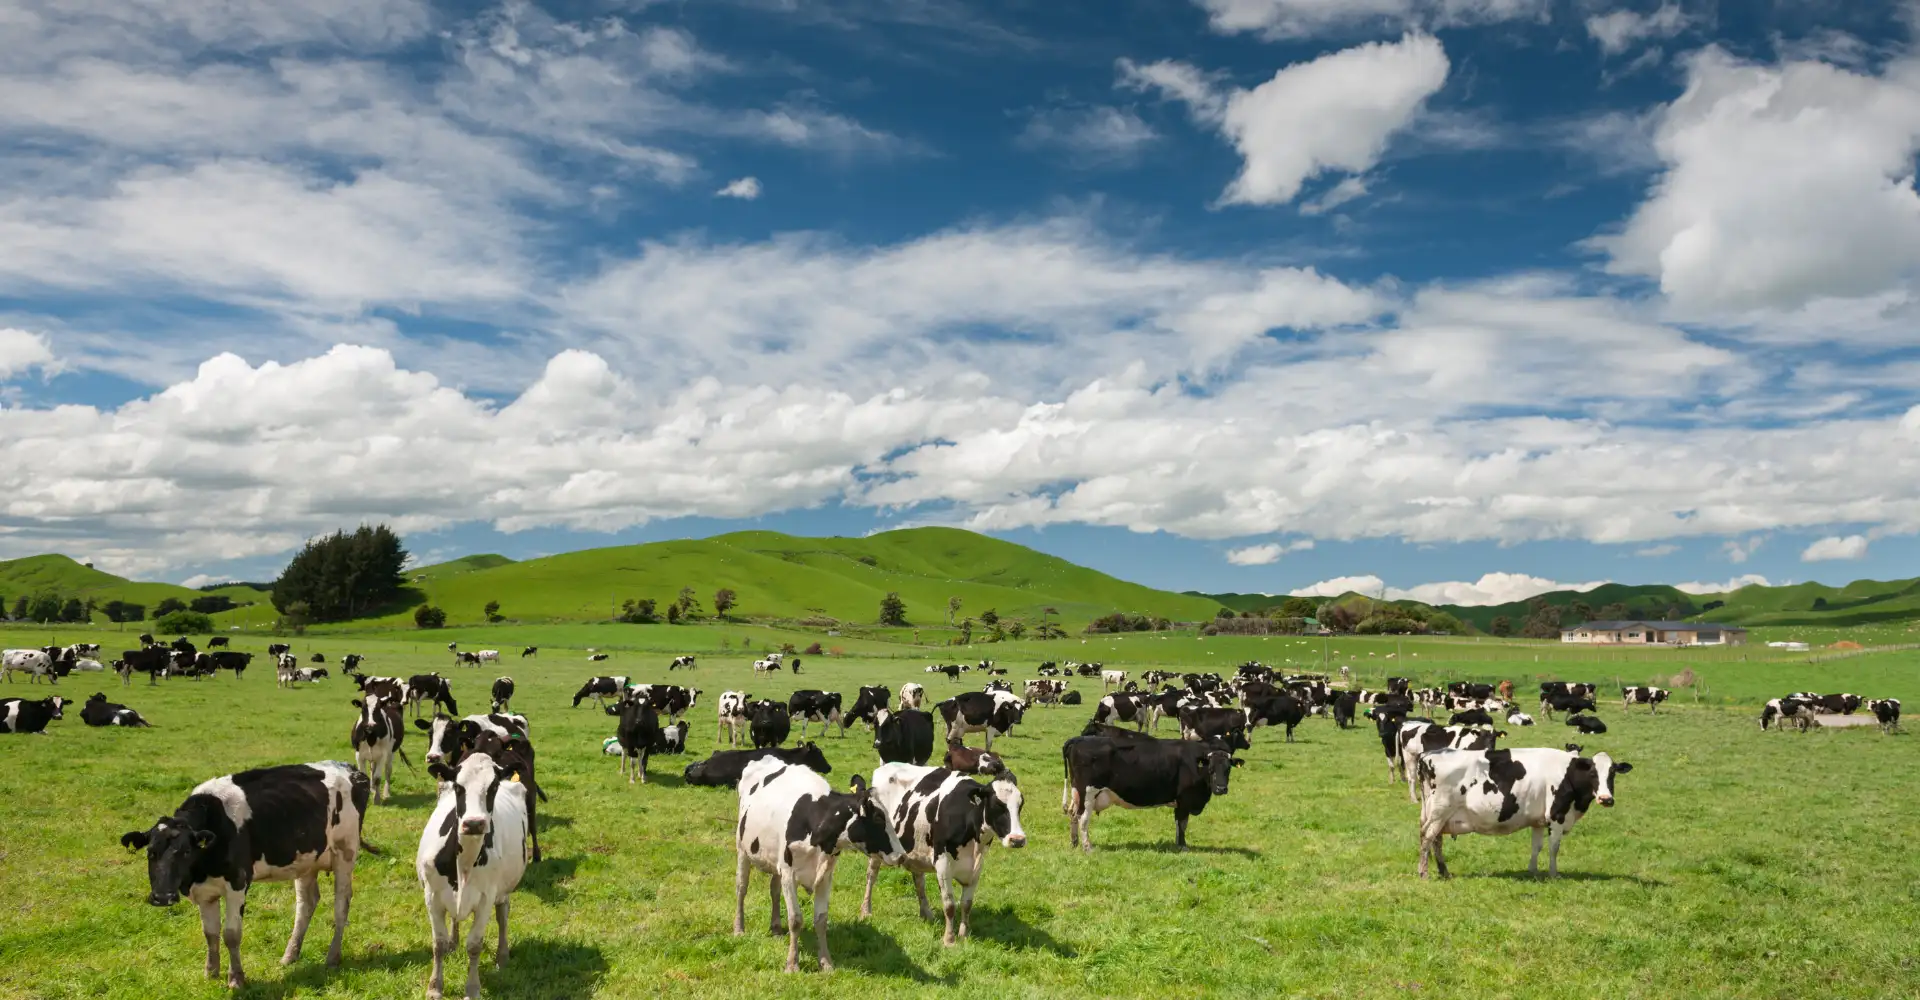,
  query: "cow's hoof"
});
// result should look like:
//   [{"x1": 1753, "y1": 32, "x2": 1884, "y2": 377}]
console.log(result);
[{"x1": 227, "y1": 974, "x2": 246, "y2": 990}]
